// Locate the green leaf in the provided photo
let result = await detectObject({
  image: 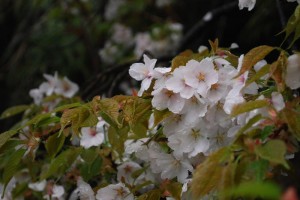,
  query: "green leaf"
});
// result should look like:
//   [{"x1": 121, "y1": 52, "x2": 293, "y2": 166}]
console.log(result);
[
  {"x1": 255, "y1": 140, "x2": 289, "y2": 169},
  {"x1": 282, "y1": 102, "x2": 300, "y2": 140},
  {"x1": 35, "y1": 116, "x2": 60, "y2": 128},
  {"x1": 107, "y1": 126, "x2": 129, "y2": 158},
  {"x1": 137, "y1": 189, "x2": 161, "y2": 200},
  {"x1": 0, "y1": 105, "x2": 29, "y2": 119},
  {"x1": 234, "y1": 114, "x2": 262, "y2": 140},
  {"x1": 0, "y1": 139, "x2": 22, "y2": 155},
  {"x1": 41, "y1": 147, "x2": 82, "y2": 179},
  {"x1": 281, "y1": 5, "x2": 300, "y2": 48},
  {"x1": 237, "y1": 46, "x2": 274, "y2": 77},
  {"x1": 270, "y1": 52, "x2": 287, "y2": 92},
  {"x1": 247, "y1": 160, "x2": 269, "y2": 182},
  {"x1": 80, "y1": 156, "x2": 102, "y2": 181},
  {"x1": 81, "y1": 148, "x2": 98, "y2": 163},
  {"x1": 231, "y1": 99, "x2": 269, "y2": 117},
  {"x1": 52, "y1": 102, "x2": 82, "y2": 113},
  {"x1": 45, "y1": 132, "x2": 66, "y2": 159},
  {"x1": 98, "y1": 98, "x2": 121, "y2": 128},
  {"x1": 165, "y1": 182, "x2": 182, "y2": 200},
  {"x1": 0, "y1": 130, "x2": 19, "y2": 149},
  {"x1": 60, "y1": 106, "x2": 98, "y2": 136},
  {"x1": 223, "y1": 181, "x2": 281, "y2": 199},
  {"x1": 153, "y1": 109, "x2": 171, "y2": 127},
  {"x1": 3, "y1": 148, "x2": 26, "y2": 186},
  {"x1": 260, "y1": 126, "x2": 275, "y2": 140},
  {"x1": 246, "y1": 64, "x2": 270, "y2": 86},
  {"x1": 191, "y1": 147, "x2": 231, "y2": 198}
]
